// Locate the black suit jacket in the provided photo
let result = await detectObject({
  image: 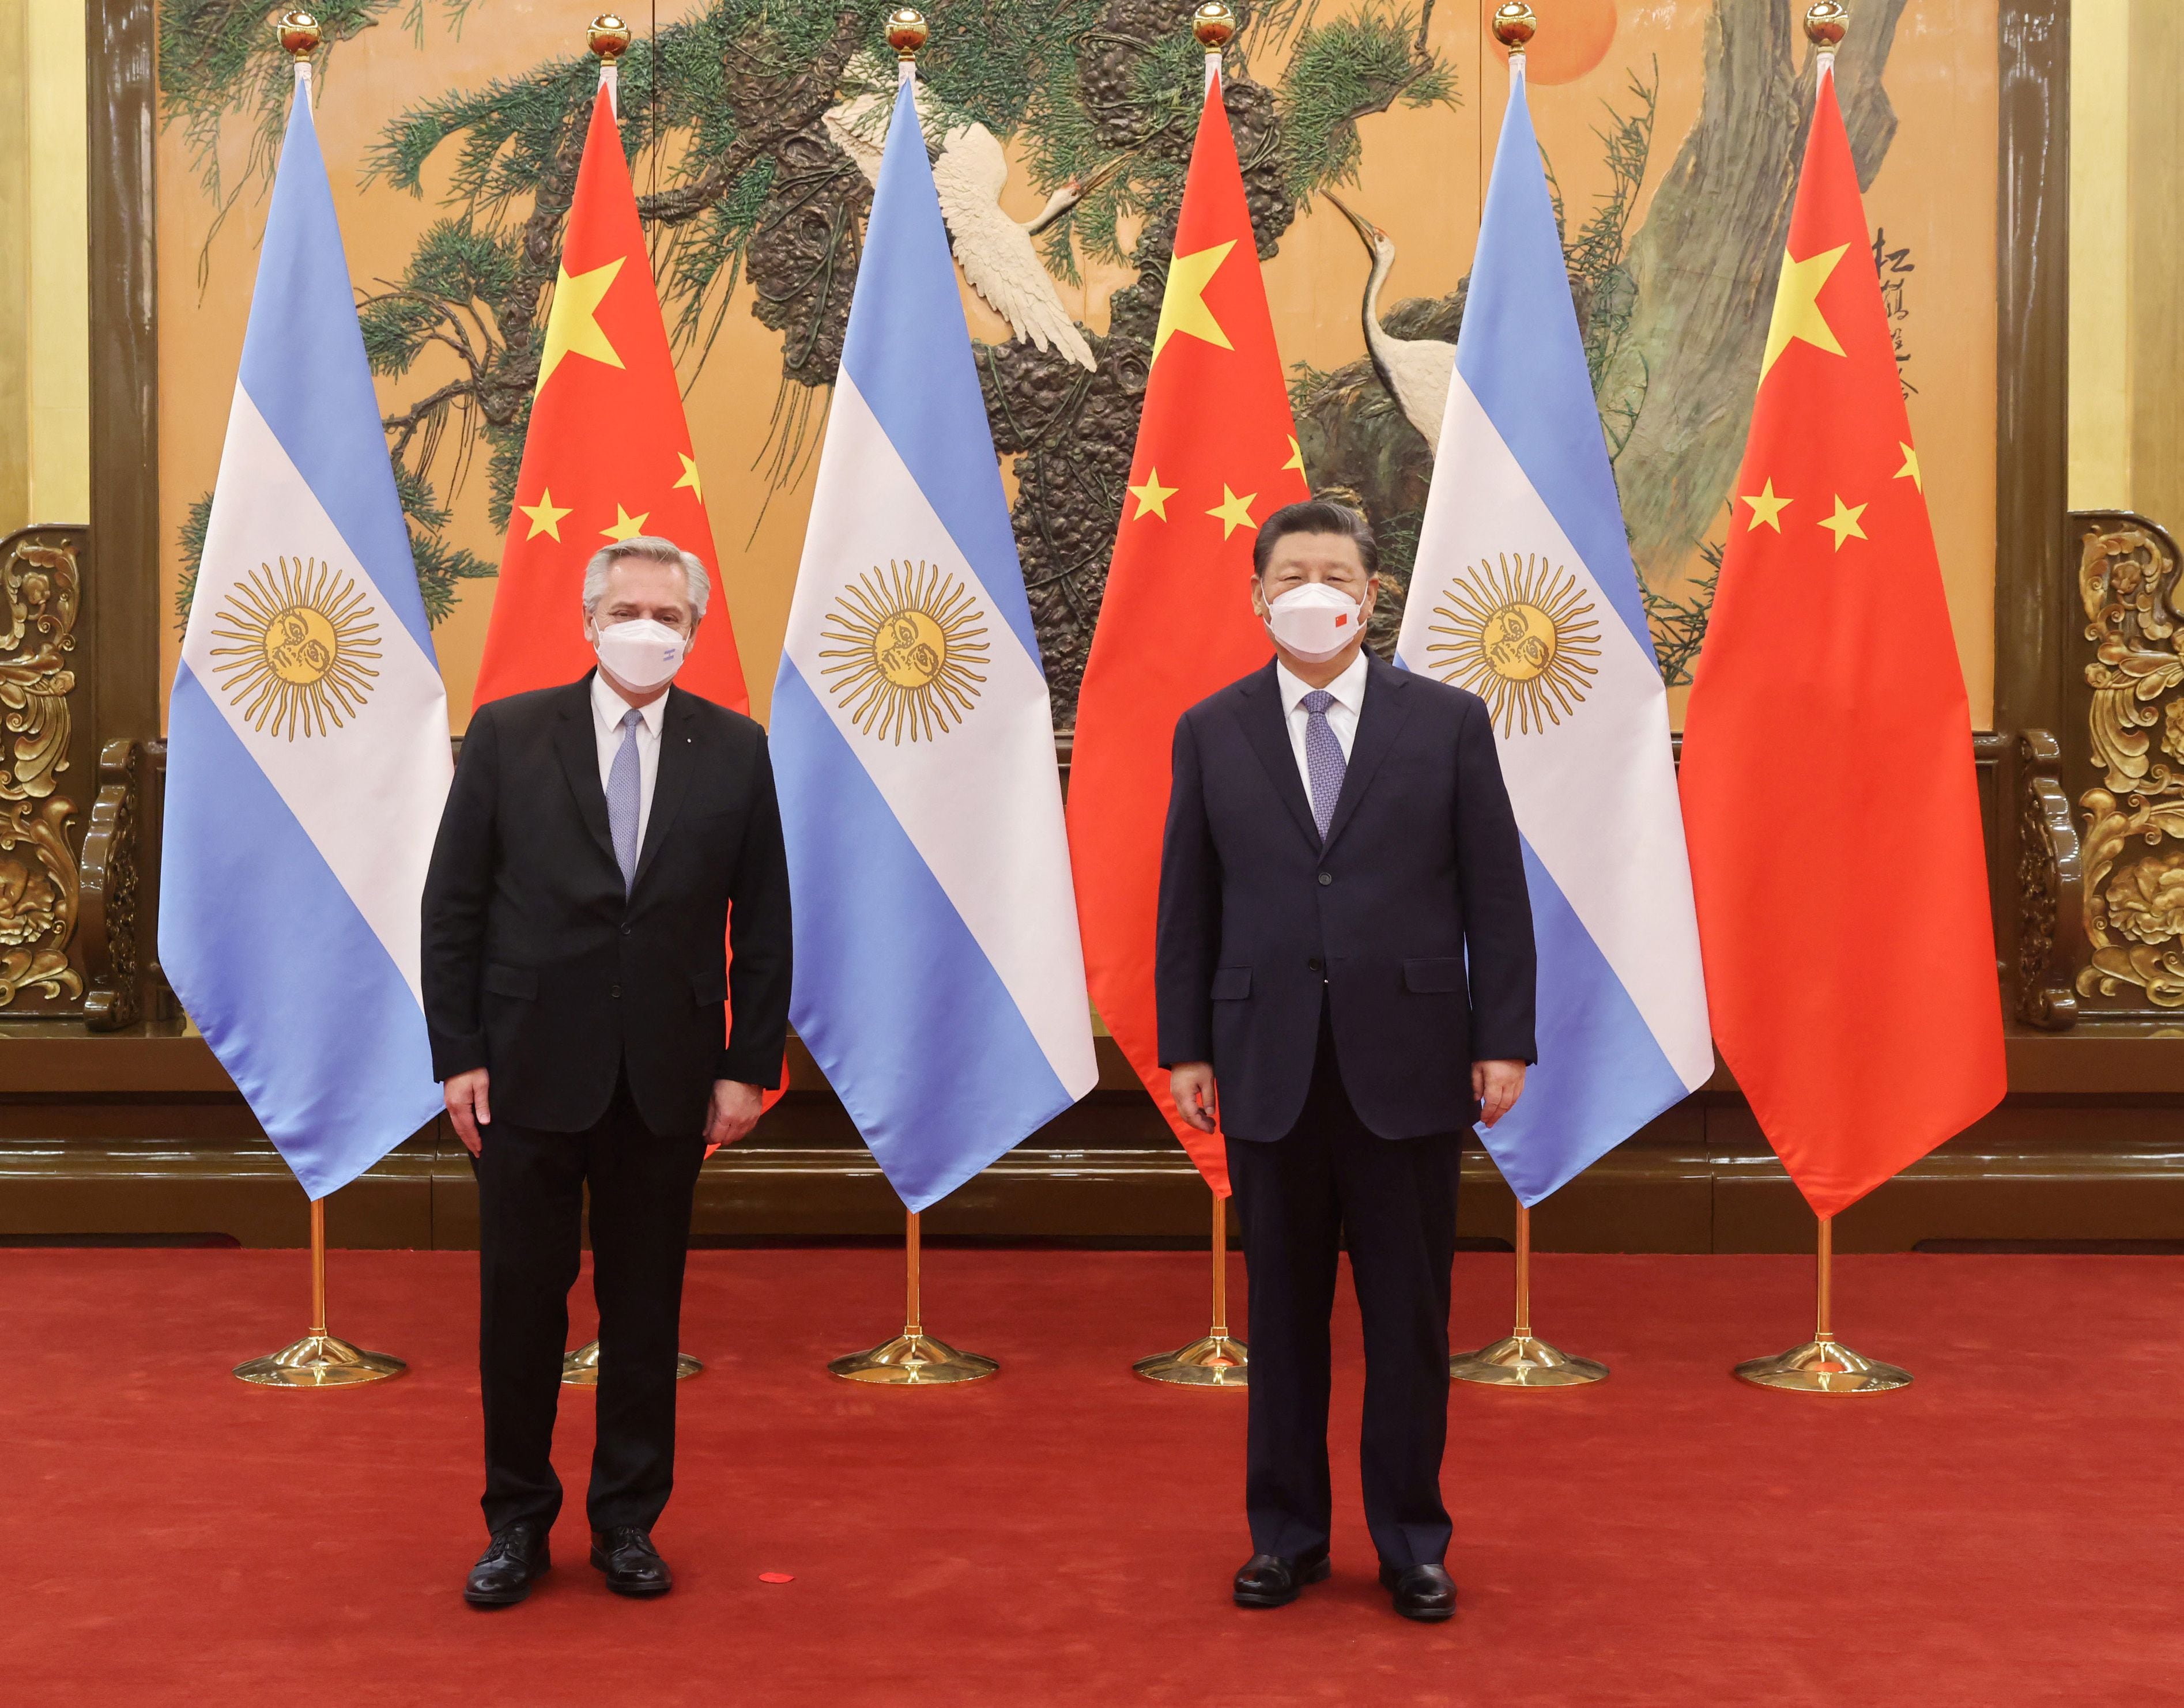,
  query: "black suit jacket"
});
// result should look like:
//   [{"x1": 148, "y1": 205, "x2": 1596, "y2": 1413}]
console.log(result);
[
  {"x1": 1156, "y1": 654, "x2": 1536, "y2": 1140},
  {"x1": 421, "y1": 674, "x2": 793, "y2": 1138}
]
